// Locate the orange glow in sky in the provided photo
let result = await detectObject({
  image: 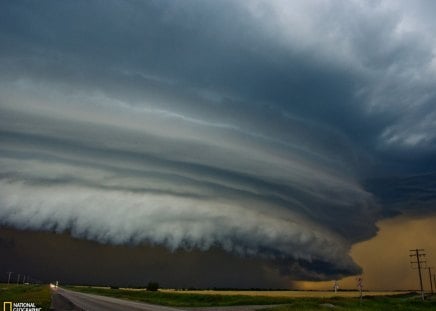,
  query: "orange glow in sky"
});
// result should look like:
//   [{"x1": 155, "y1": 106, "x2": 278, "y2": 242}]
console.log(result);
[{"x1": 296, "y1": 213, "x2": 436, "y2": 291}]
